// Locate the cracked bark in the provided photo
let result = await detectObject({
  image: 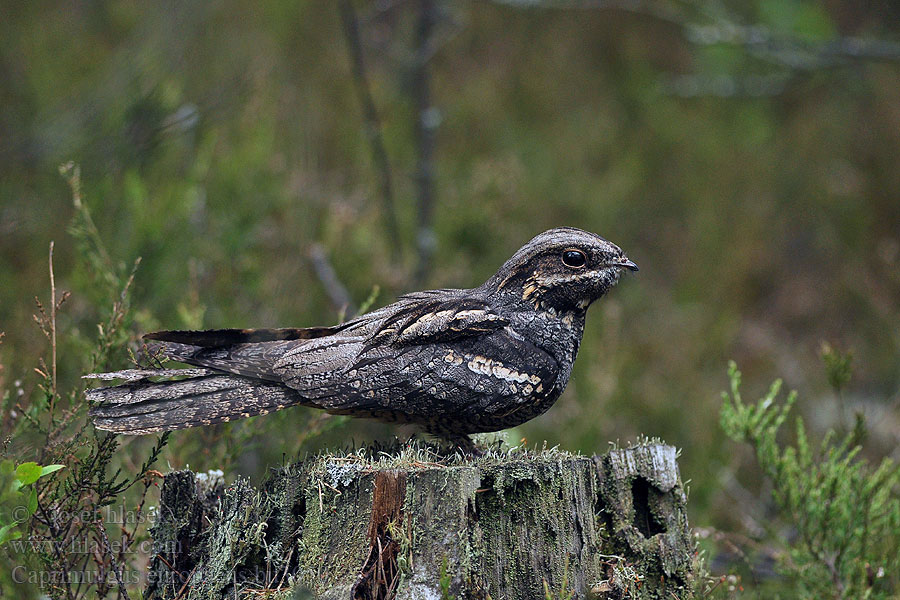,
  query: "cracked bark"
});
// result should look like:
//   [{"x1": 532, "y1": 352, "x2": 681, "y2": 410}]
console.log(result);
[{"x1": 145, "y1": 443, "x2": 693, "y2": 599}]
